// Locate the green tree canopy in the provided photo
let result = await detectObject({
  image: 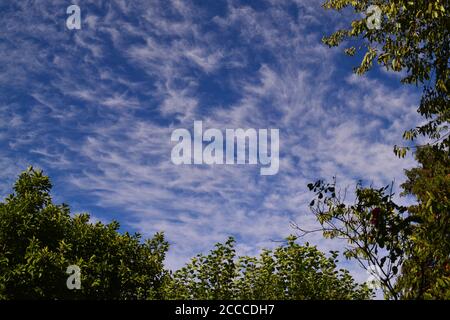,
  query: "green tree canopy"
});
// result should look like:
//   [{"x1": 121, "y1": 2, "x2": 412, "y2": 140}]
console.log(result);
[
  {"x1": 165, "y1": 237, "x2": 373, "y2": 300},
  {"x1": 305, "y1": 0, "x2": 450, "y2": 300},
  {"x1": 0, "y1": 168, "x2": 374, "y2": 300},
  {"x1": 0, "y1": 167, "x2": 169, "y2": 299},
  {"x1": 397, "y1": 146, "x2": 450, "y2": 299},
  {"x1": 302, "y1": 147, "x2": 450, "y2": 299},
  {"x1": 322, "y1": 0, "x2": 449, "y2": 154}
]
